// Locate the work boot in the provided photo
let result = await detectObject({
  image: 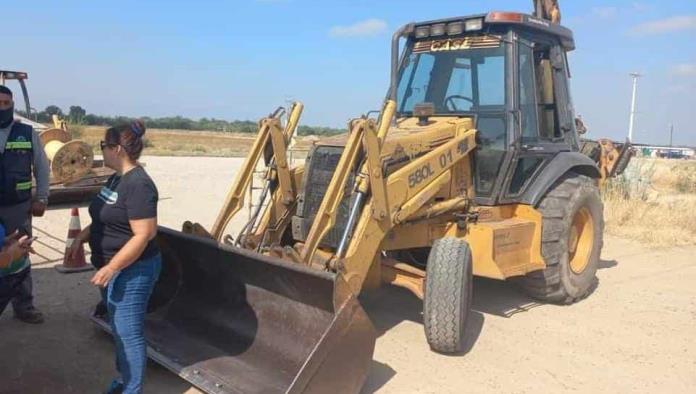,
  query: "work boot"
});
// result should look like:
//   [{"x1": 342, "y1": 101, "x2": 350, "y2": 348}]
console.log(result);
[{"x1": 14, "y1": 307, "x2": 44, "y2": 324}]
